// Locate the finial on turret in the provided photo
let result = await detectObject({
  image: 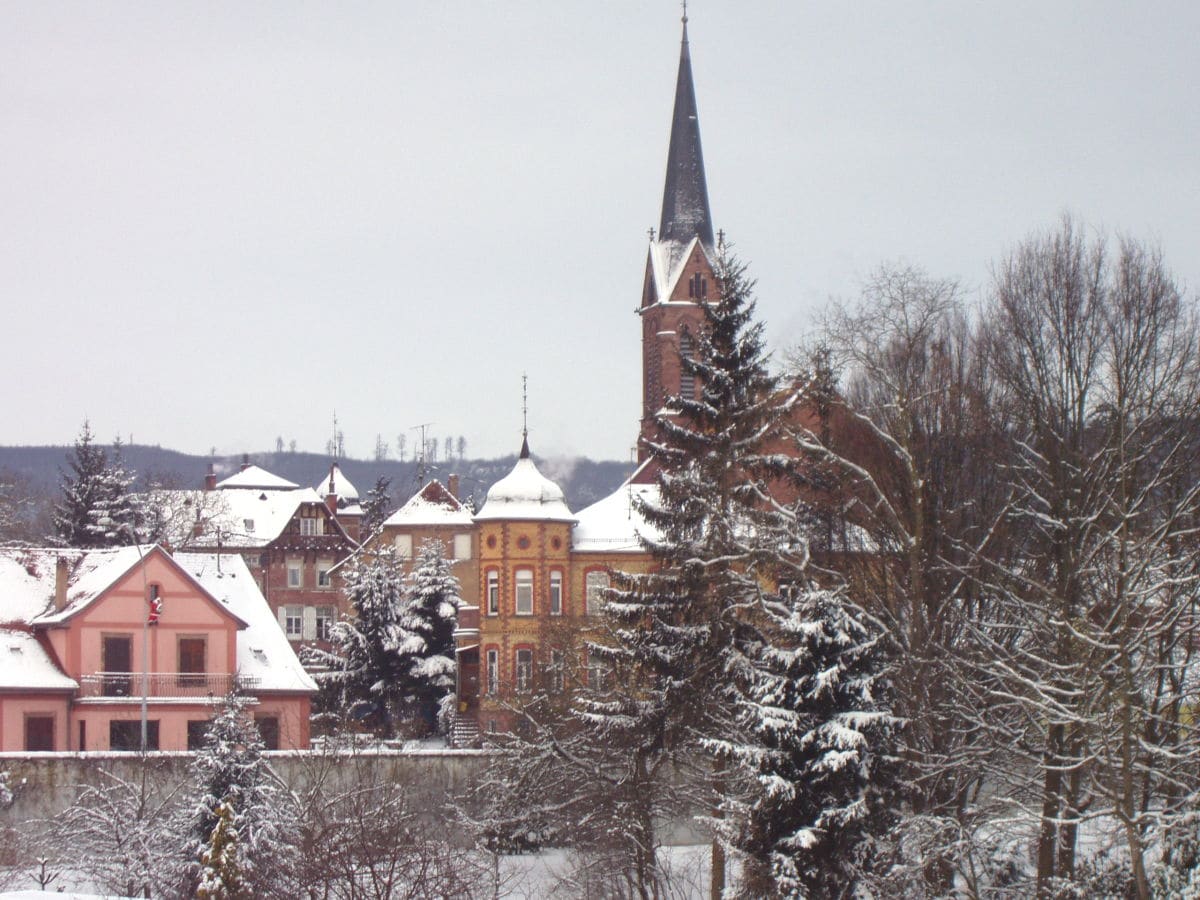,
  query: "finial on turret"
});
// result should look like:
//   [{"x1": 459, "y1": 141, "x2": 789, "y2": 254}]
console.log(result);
[
  {"x1": 681, "y1": 0, "x2": 688, "y2": 26},
  {"x1": 521, "y1": 372, "x2": 529, "y2": 441}
]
